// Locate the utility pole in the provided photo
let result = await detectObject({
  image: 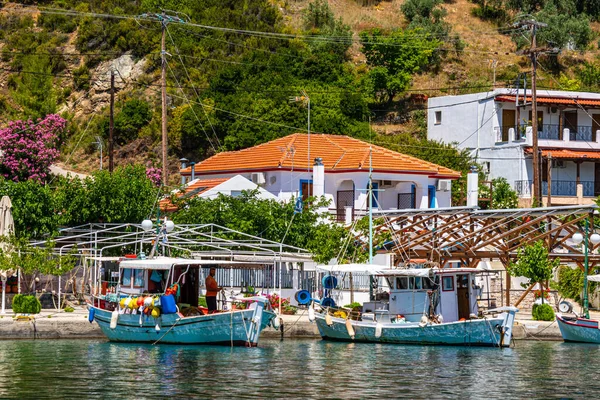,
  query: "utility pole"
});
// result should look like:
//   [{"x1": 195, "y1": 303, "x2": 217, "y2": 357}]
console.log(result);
[
  {"x1": 138, "y1": 11, "x2": 187, "y2": 187},
  {"x1": 515, "y1": 19, "x2": 548, "y2": 207},
  {"x1": 109, "y1": 69, "x2": 115, "y2": 173},
  {"x1": 161, "y1": 12, "x2": 168, "y2": 186}
]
